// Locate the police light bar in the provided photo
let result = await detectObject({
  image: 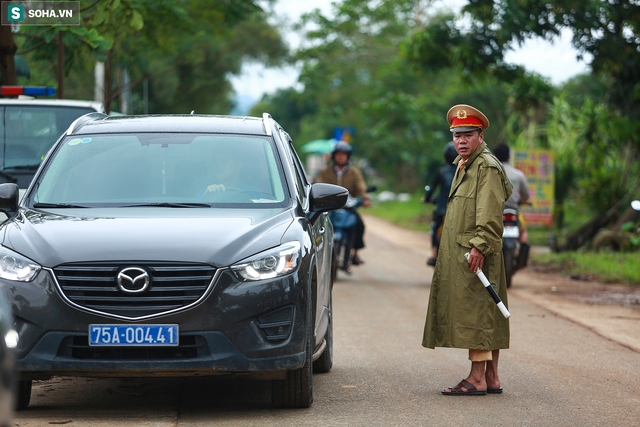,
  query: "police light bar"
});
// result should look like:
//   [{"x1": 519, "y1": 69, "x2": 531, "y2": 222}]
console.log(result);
[{"x1": 0, "y1": 86, "x2": 56, "y2": 96}]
